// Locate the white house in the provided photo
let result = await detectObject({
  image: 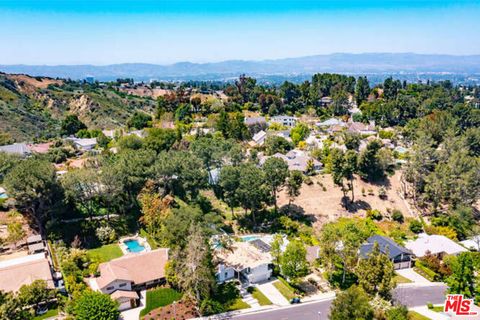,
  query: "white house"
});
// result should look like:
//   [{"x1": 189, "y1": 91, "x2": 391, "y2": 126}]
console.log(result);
[
  {"x1": 460, "y1": 236, "x2": 480, "y2": 251},
  {"x1": 270, "y1": 115, "x2": 297, "y2": 127},
  {"x1": 215, "y1": 241, "x2": 273, "y2": 284},
  {"x1": 250, "y1": 130, "x2": 267, "y2": 146},
  {"x1": 405, "y1": 233, "x2": 468, "y2": 258},
  {"x1": 259, "y1": 149, "x2": 322, "y2": 173},
  {"x1": 89, "y1": 248, "x2": 169, "y2": 311},
  {"x1": 67, "y1": 137, "x2": 97, "y2": 151}
]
